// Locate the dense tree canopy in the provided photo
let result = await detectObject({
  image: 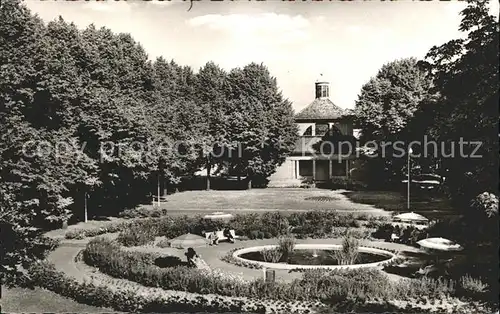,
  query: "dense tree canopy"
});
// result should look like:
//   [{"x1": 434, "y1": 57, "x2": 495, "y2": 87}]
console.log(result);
[
  {"x1": 353, "y1": 58, "x2": 434, "y2": 187},
  {"x1": 355, "y1": 58, "x2": 433, "y2": 142},
  {"x1": 354, "y1": 1, "x2": 498, "y2": 196},
  {"x1": 418, "y1": 0, "x2": 499, "y2": 207},
  {"x1": 0, "y1": 0, "x2": 297, "y2": 284}
]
